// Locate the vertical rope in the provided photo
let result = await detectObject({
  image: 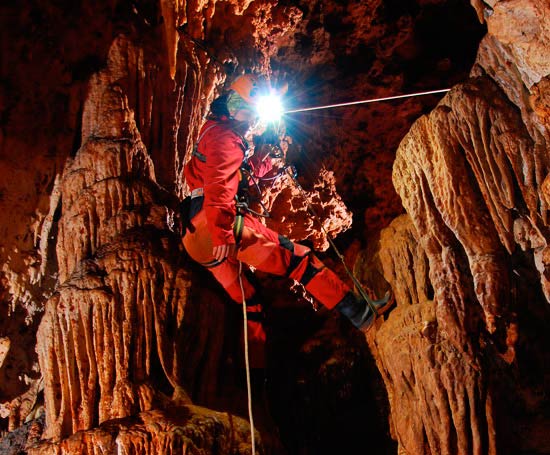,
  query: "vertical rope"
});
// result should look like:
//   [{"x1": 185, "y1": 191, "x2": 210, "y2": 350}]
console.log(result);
[{"x1": 238, "y1": 260, "x2": 256, "y2": 455}]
